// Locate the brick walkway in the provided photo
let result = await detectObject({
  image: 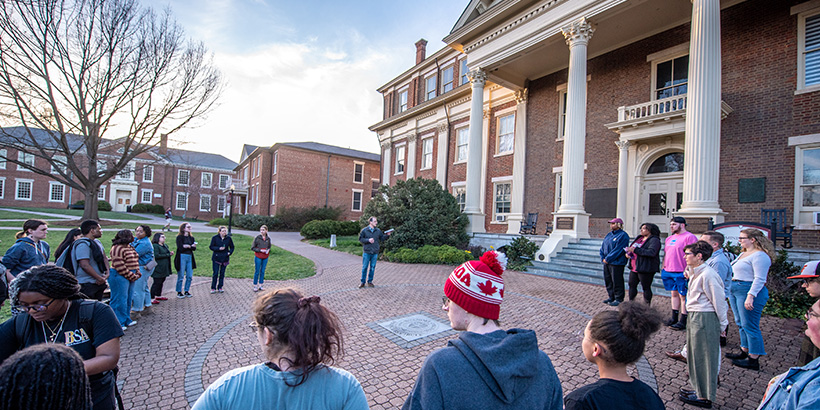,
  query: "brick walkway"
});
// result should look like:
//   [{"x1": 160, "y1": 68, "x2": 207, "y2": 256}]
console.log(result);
[{"x1": 117, "y1": 231, "x2": 806, "y2": 409}]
